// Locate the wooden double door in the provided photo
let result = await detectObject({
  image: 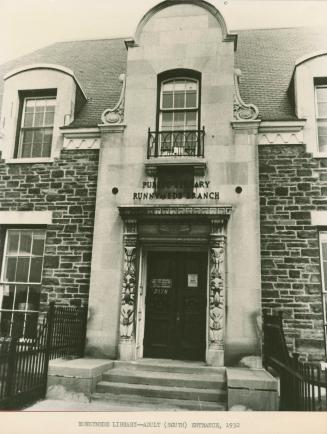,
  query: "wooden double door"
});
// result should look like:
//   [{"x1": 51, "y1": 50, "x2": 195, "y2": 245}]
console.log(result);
[{"x1": 143, "y1": 251, "x2": 207, "y2": 361}]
